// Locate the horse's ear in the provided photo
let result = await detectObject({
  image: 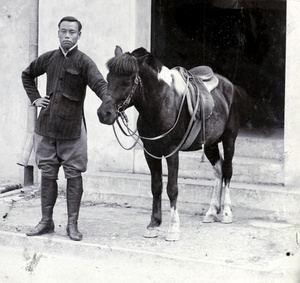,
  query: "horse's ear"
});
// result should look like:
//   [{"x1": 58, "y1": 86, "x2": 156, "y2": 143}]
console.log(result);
[
  {"x1": 136, "y1": 53, "x2": 150, "y2": 64},
  {"x1": 115, "y1": 45, "x2": 123, "y2": 57},
  {"x1": 139, "y1": 53, "x2": 163, "y2": 73}
]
